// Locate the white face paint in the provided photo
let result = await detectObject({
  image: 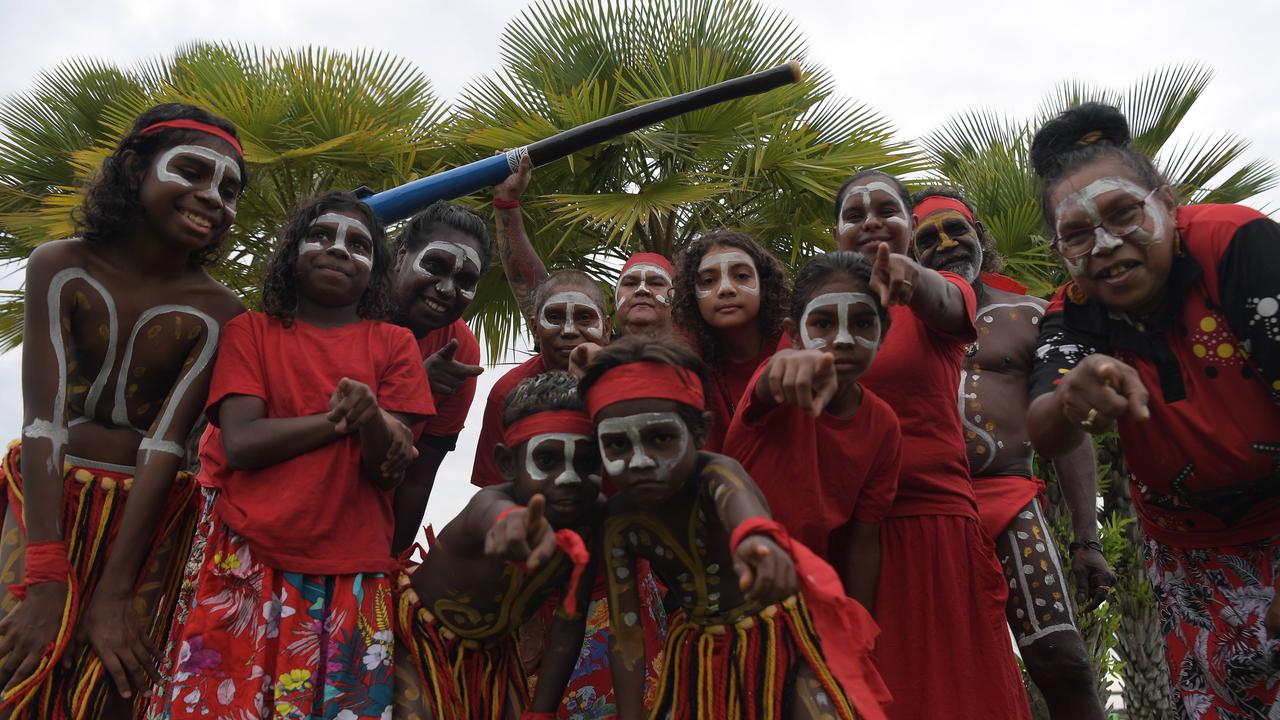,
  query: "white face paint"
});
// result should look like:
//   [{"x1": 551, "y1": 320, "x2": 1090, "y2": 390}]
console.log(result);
[
  {"x1": 300, "y1": 212, "x2": 374, "y2": 269},
  {"x1": 539, "y1": 291, "x2": 605, "y2": 340},
  {"x1": 596, "y1": 411, "x2": 688, "y2": 483},
  {"x1": 837, "y1": 181, "x2": 910, "y2": 235},
  {"x1": 615, "y1": 263, "x2": 673, "y2": 309},
  {"x1": 411, "y1": 241, "x2": 483, "y2": 301},
  {"x1": 1053, "y1": 177, "x2": 1165, "y2": 276},
  {"x1": 799, "y1": 292, "x2": 881, "y2": 350},
  {"x1": 154, "y1": 144, "x2": 242, "y2": 218},
  {"x1": 695, "y1": 250, "x2": 759, "y2": 298},
  {"x1": 525, "y1": 433, "x2": 601, "y2": 487}
]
